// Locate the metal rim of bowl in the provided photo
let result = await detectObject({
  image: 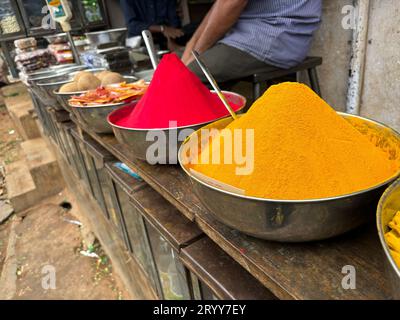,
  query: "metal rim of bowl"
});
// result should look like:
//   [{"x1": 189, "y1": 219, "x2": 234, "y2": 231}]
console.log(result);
[
  {"x1": 27, "y1": 64, "x2": 77, "y2": 77},
  {"x1": 38, "y1": 78, "x2": 73, "y2": 87},
  {"x1": 49, "y1": 63, "x2": 77, "y2": 70},
  {"x1": 42, "y1": 68, "x2": 107, "y2": 92},
  {"x1": 107, "y1": 91, "x2": 247, "y2": 131},
  {"x1": 85, "y1": 27, "x2": 127, "y2": 36},
  {"x1": 44, "y1": 33, "x2": 68, "y2": 43},
  {"x1": 69, "y1": 101, "x2": 128, "y2": 109},
  {"x1": 376, "y1": 179, "x2": 400, "y2": 278},
  {"x1": 178, "y1": 111, "x2": 400, "y2": 204},
  {"x1": 56, "y1": 76, "x2": 143, "y2": 104},
  {"x1": 53, "y1": 89, "x2": 87, "y2": 96},
  {"x1": 29, "y1": 65, "x2": 87, "y2": 82}
]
